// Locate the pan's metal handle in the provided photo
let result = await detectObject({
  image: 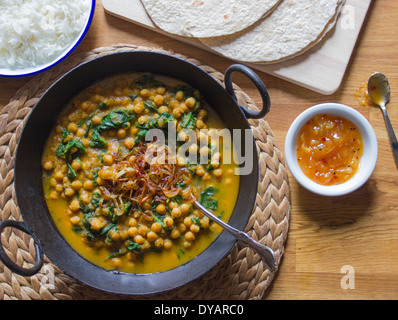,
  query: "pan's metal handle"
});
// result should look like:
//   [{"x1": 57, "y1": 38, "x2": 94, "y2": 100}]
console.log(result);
[
  {"x1": 0, "y1": 220, "x2": 43, "y2": 276},
  {"x1": 224, "y1": 64, "x2": 271, "y2": 119}
]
